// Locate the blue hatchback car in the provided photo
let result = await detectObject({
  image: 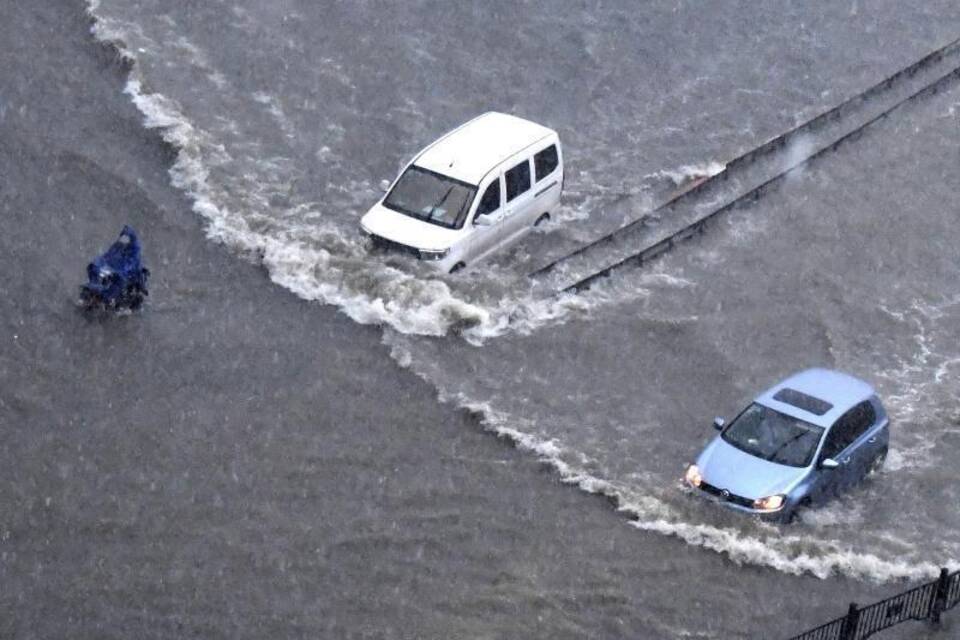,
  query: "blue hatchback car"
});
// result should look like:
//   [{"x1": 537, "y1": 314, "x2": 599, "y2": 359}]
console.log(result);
[{"x1": 684, "y1": 369, "x2": 889, "y2": 522}]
